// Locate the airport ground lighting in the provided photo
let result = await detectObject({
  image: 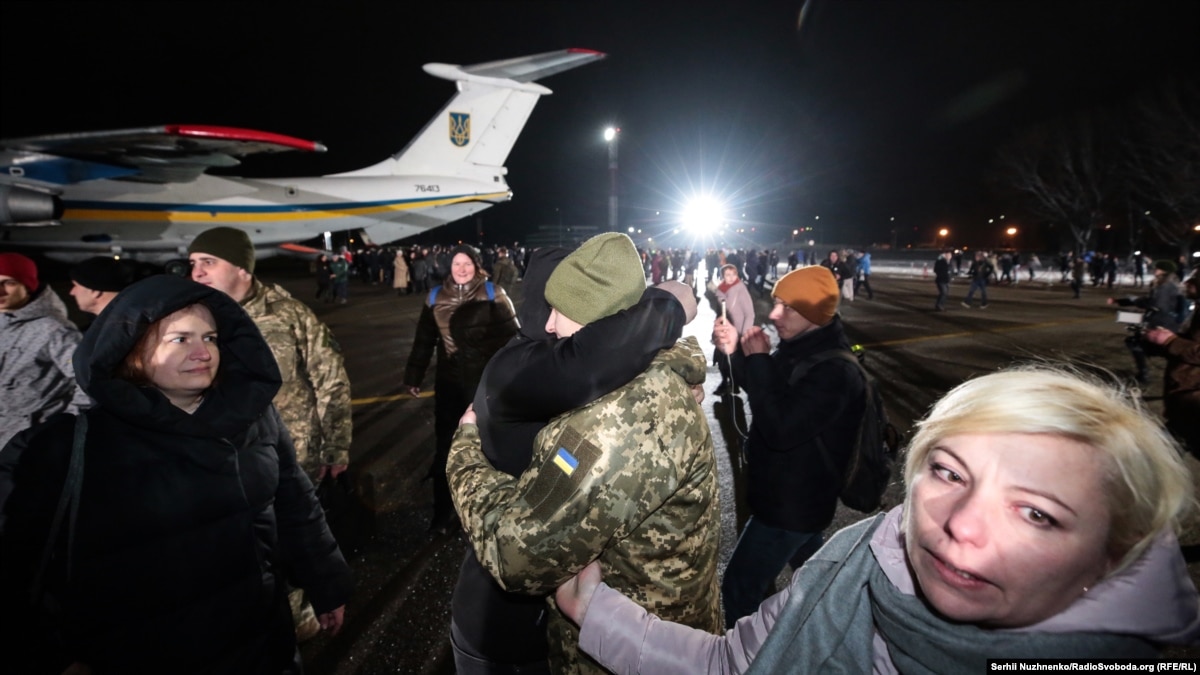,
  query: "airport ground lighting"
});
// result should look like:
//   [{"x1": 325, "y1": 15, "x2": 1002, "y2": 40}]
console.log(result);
[{"x1": 681, "y1": 195, "x2": 726, "y2": 235}]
